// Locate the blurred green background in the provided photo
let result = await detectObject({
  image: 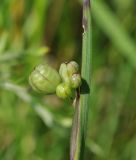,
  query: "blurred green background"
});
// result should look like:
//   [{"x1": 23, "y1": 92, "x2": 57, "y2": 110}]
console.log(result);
[{"x1": 0, "y1": 0, "x2": 136, "y2": 160}]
